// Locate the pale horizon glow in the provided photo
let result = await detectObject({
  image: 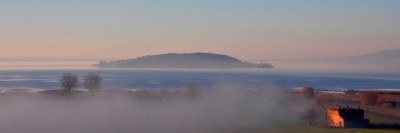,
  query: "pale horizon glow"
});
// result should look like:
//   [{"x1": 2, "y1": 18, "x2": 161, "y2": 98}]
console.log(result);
[{"x1": 1, "y1": 0, "x2": 400, "y2": 66}]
